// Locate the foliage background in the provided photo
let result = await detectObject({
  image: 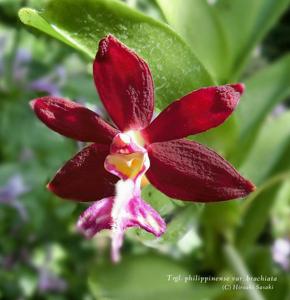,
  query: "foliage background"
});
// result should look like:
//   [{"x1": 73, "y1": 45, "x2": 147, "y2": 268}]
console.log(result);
[{"x1": 0, "y1": 0, "x2": 290, "y2": 299}]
